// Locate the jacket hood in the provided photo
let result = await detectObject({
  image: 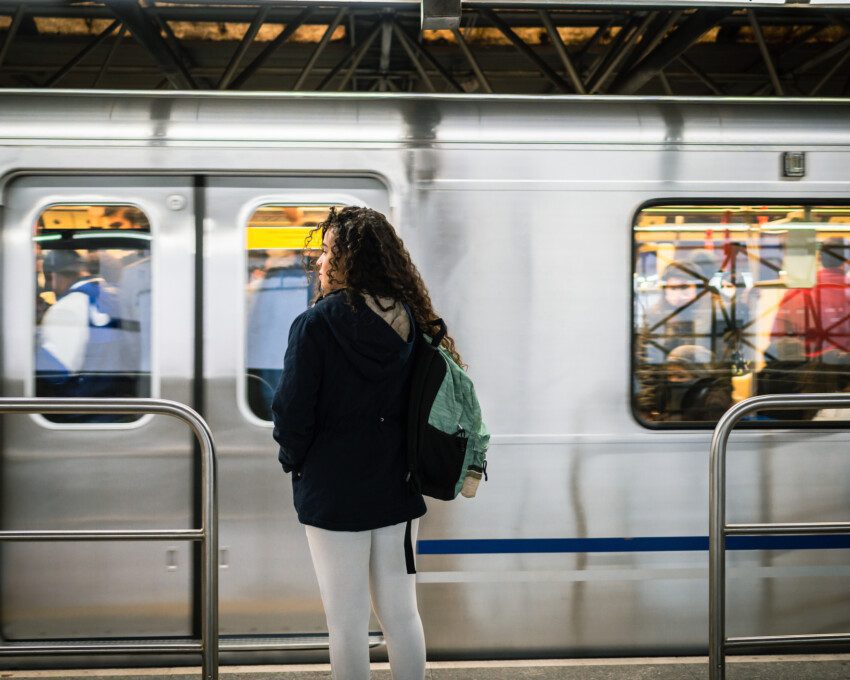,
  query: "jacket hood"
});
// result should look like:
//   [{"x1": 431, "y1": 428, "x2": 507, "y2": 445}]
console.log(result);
[{"x1": 315, "y1": 289, "x2": 414, "y2": 381}]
